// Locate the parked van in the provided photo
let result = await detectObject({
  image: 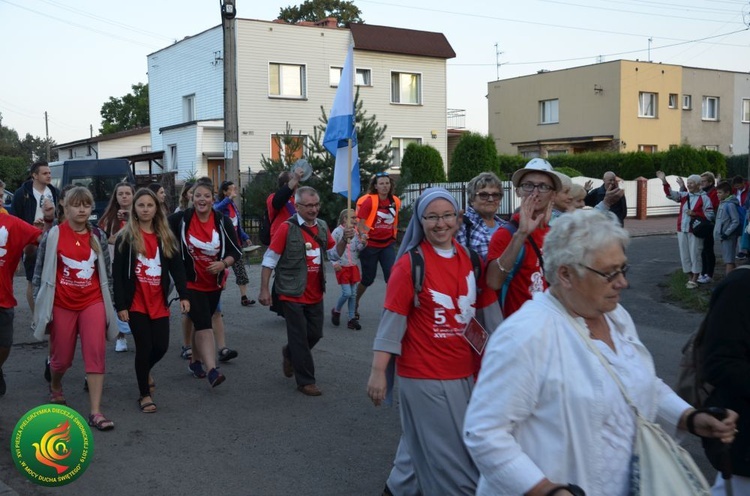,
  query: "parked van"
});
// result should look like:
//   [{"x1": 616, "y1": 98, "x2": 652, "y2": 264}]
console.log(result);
[{"x1": 49, "y1": 159, "x2": 135, "y2": 223}]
